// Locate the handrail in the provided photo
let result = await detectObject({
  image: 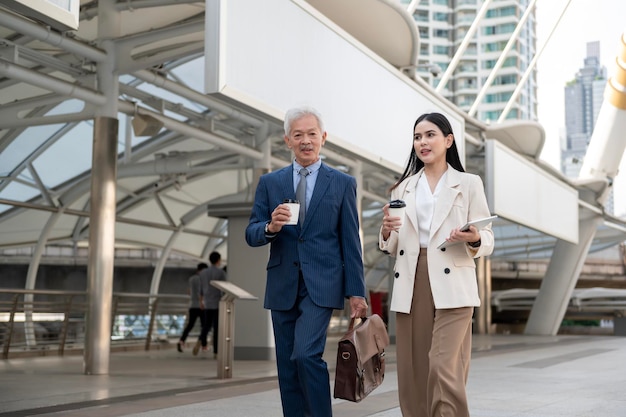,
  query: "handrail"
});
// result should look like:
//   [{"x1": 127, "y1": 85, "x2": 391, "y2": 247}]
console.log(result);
[
  {"x1": 0, "y1": 288, "x2": 190, "y2": 359},
  {"x1": 492, "y1": 287, "x2": 626, "y2": 316}
]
